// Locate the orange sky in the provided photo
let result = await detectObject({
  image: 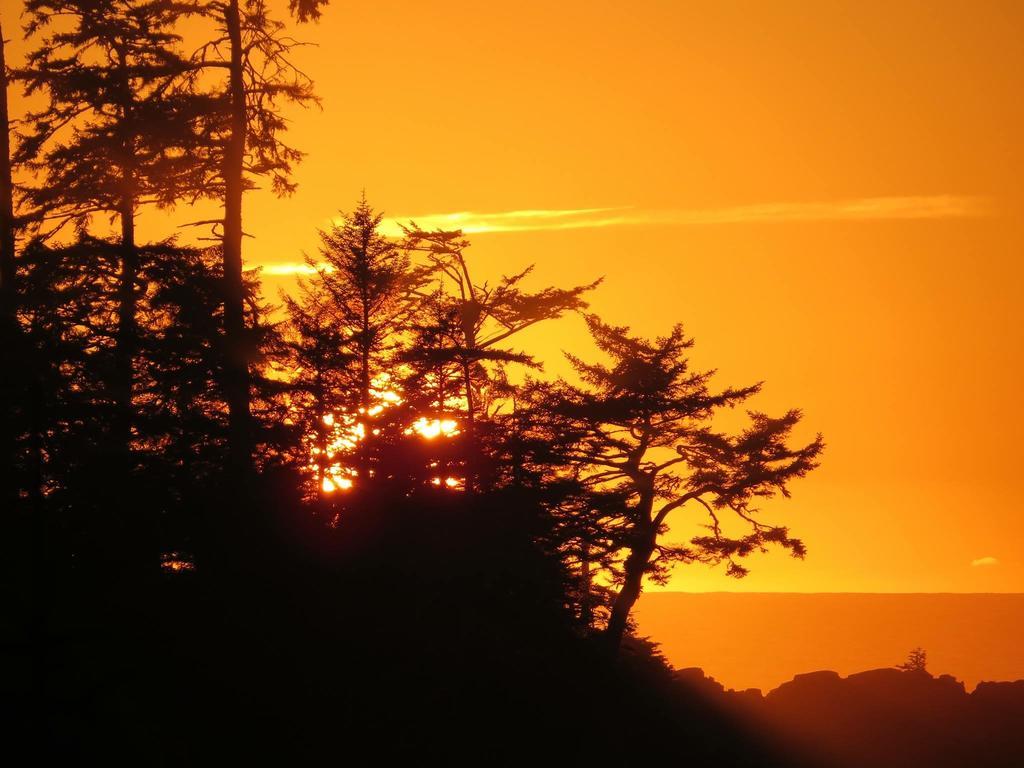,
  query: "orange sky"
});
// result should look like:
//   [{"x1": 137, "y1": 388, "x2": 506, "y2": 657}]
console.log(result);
[
  {"x1": 4, "y1": 0, "x2": 1023, "y2": 592},
  {"x1": 637, "y1": 593, "x2": 1024, "y2": 691}
]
